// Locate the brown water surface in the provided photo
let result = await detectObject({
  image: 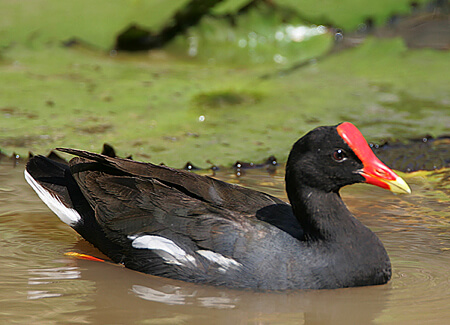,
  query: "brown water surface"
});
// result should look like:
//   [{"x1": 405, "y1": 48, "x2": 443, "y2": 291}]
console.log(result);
[{"x1": 0, "y1": 163, "x2": 449, "y2": 324}]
